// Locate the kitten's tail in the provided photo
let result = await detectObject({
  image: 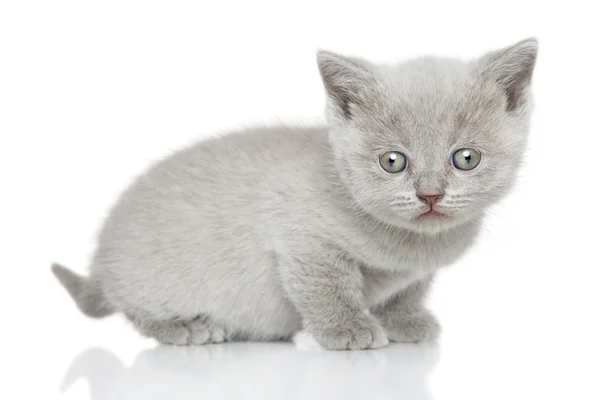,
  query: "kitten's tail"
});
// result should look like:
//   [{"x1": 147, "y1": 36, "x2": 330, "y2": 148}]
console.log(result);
[{"x1": 51, "y1": 263, "x2": 115, "y2": 318}]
